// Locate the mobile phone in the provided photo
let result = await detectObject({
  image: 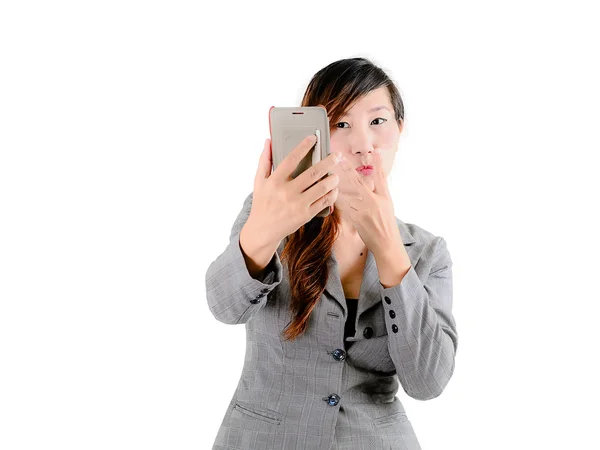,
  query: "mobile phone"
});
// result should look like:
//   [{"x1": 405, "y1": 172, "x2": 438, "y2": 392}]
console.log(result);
[{"x1": 268, "y1": 106, "x2": 332, "y2": 218}]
